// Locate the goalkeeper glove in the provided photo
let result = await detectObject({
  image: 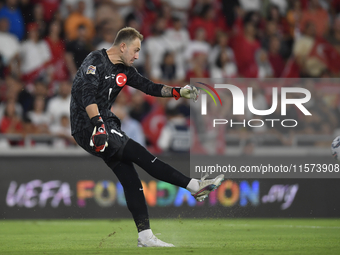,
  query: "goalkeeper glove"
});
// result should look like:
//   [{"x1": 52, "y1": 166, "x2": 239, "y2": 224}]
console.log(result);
[
  {"x1": 172, "y1": 85, "x2": 200, "y2": 102},
  {"x1": 89, "y1": 115, "x2": 109, "y2": 152}
]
